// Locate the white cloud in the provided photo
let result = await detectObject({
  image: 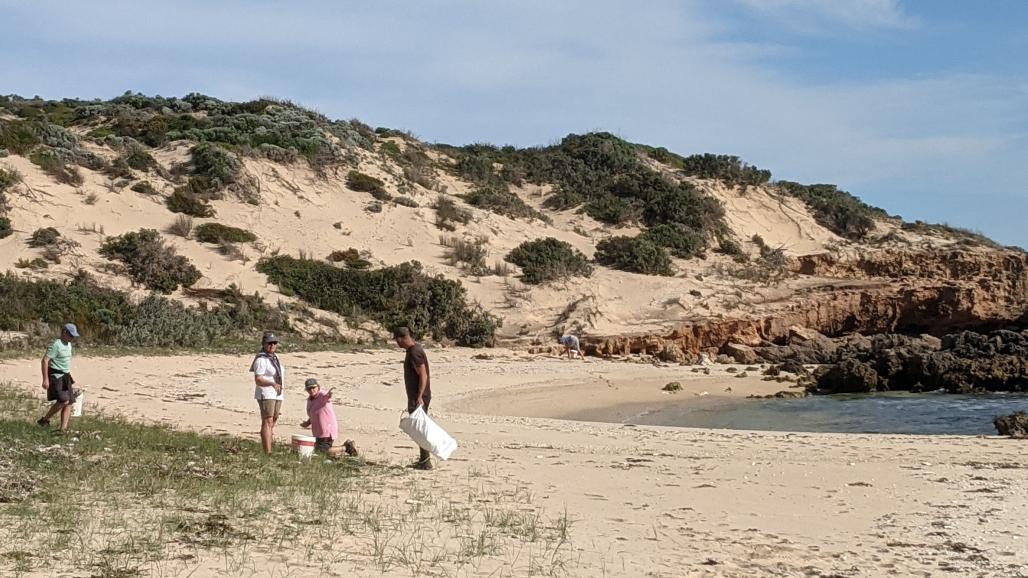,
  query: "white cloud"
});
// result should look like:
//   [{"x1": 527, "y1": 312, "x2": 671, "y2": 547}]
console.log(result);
[{"x1": 737, "y1": 0, "x2": 918, "y2": 31}]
